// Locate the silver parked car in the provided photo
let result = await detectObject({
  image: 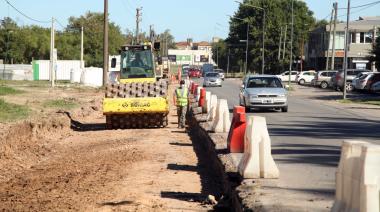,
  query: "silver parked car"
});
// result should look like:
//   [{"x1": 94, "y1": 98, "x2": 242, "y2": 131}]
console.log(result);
[
  {"x1": 239, "y1": 75, "x2": 288, "y2": 112},
  {"x1": 352, "y1": 72, "x2": 372, "y2": 90},
  {"x1": 314, "y1": 70, "x2": 337, "y2": 89},
  {"x1": 203, "y1": 72, "x2": 222, "y2": 87}
]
